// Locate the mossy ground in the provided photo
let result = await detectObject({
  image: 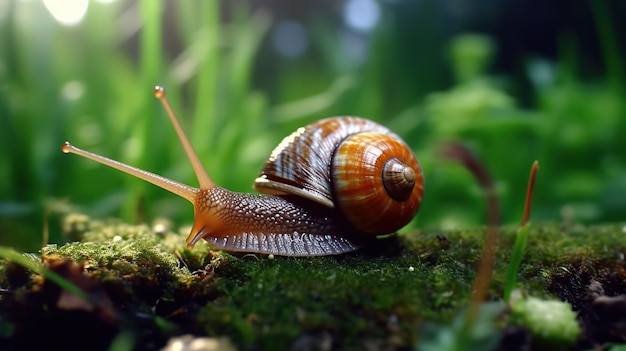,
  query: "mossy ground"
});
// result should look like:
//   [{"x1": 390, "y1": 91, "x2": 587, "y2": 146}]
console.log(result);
[{"x1": 0, "y1": 215, "x2": 625, "y2": 350}]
